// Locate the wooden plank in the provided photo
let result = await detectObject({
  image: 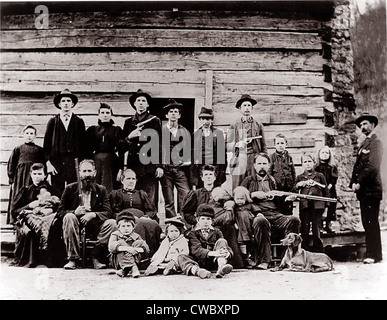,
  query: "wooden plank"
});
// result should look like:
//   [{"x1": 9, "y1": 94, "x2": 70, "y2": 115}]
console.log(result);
[
  {"x1": 212, "y1": 95, "x2": 328, "y2": 107},
  {"x1": 213, "y1": 83, "x2": 326, "y2": 97},
  {"x1": 0, "y1": 28, "x2": 322, "y2": 50},
  {"x1": 270, "y1": 113, "x2": 307, "y2": 124},
  {"x1": 2, "y1": 70, "x2": 205, "y2": 85},
  {"x1": 214, "y1": 111, "x2": 308, "y2": 126},
  {"x1": 213, "y1": 103, "x2": 325, "y2": 118},
  {"x1": 0, "y1": 51, "x2": 325, "y2": 72},
  {"x1": 1, "y1": 10, "x2": 323, "y2": 31},
  {"x1": 1, "y1": 81, "x2": 205, "y2": 98},
  {"x1": 214, "y1": 71, "x2": 330, "y2": 88}
]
